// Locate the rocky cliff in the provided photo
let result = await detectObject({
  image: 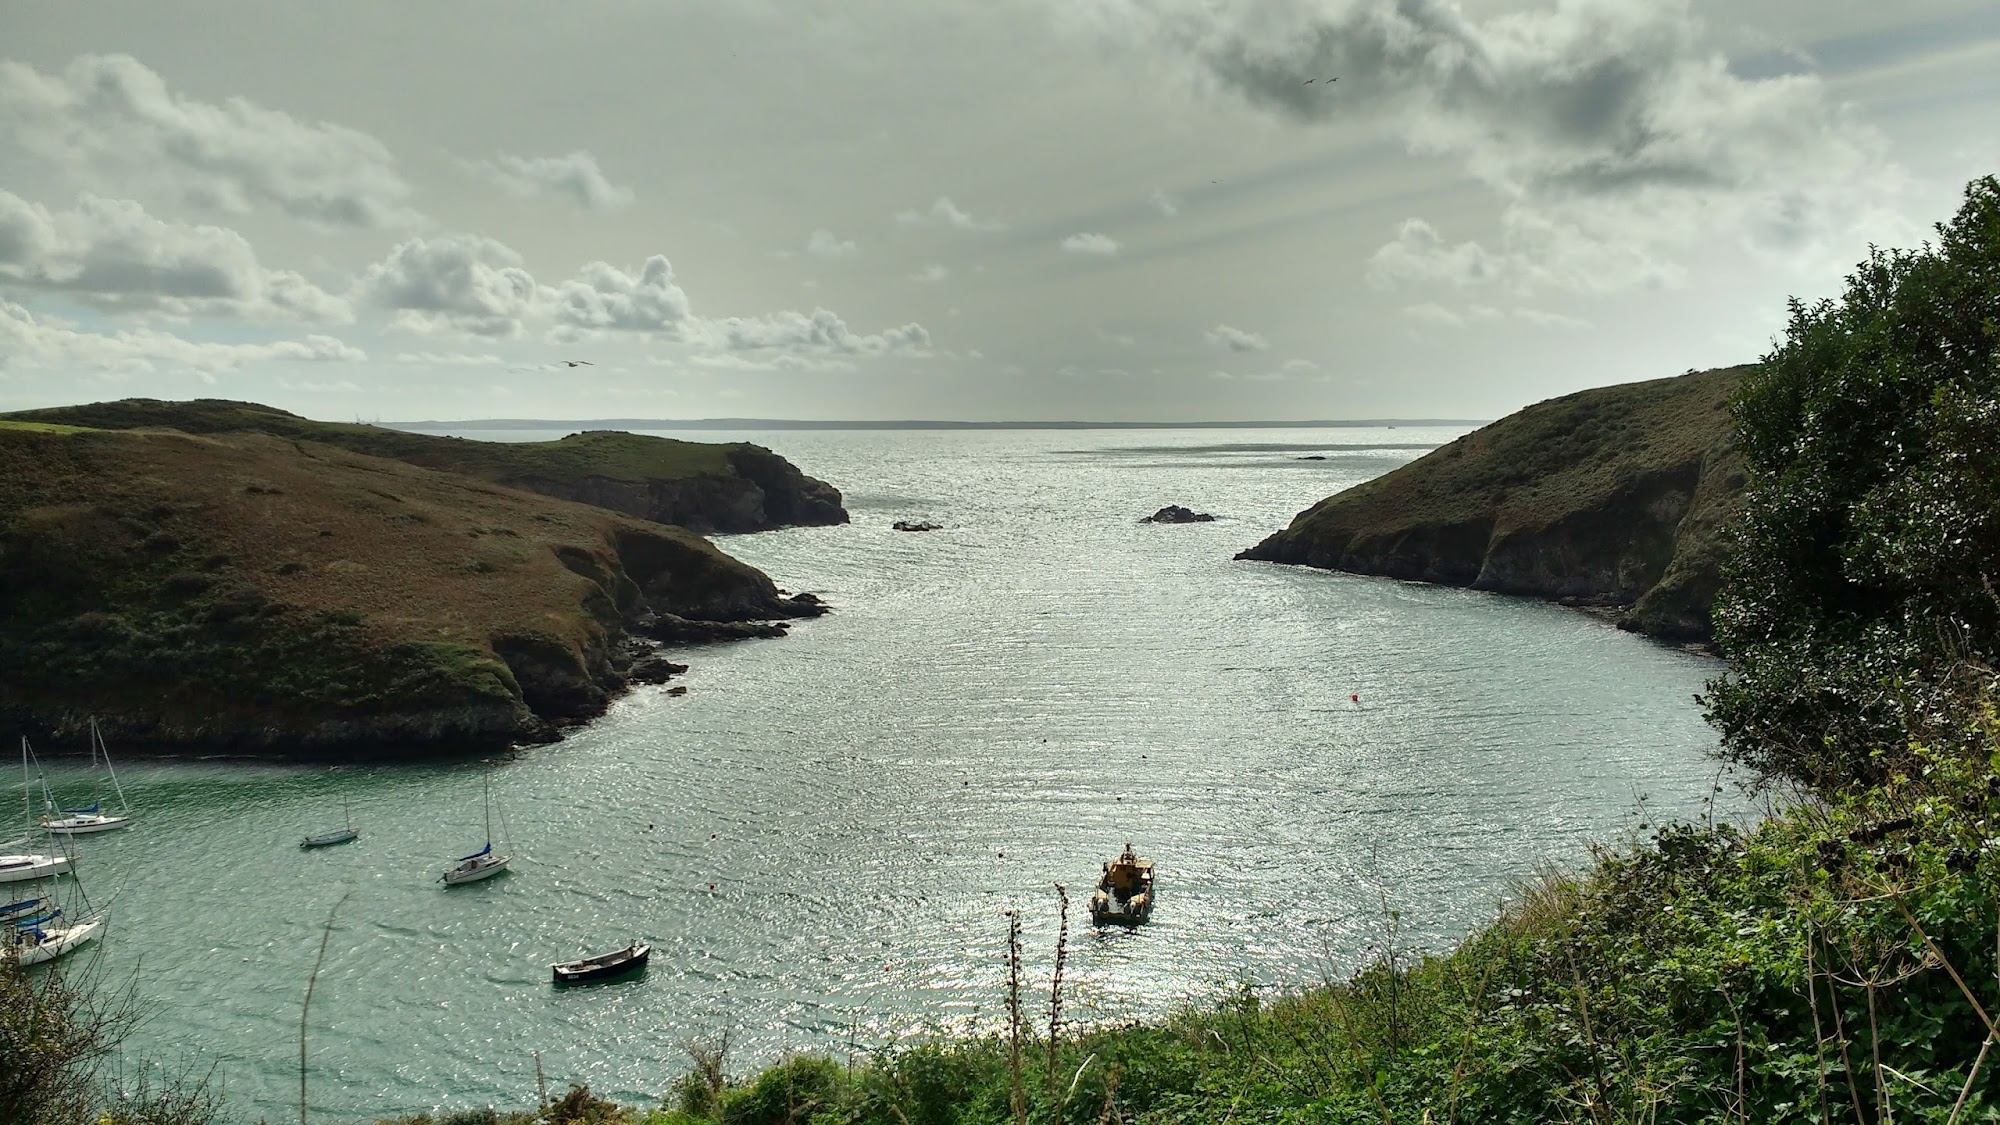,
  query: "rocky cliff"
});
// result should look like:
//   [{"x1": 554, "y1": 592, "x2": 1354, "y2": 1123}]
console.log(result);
[
  {"x1": 1236, "y1": 366, "x2": 1750, "y2": 644},
  {"x1": 0, "y1": 422, "x2": 822, "y2": 757},
  {"x1": 0, "y1": 399, "x2": 849, "y2": 533}
]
